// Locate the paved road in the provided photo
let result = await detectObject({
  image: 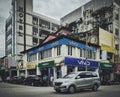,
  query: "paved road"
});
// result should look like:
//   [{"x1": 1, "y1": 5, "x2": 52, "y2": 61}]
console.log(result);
[{"x1": 0, "y1": 83, "x2": 120, "y2": 97}]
